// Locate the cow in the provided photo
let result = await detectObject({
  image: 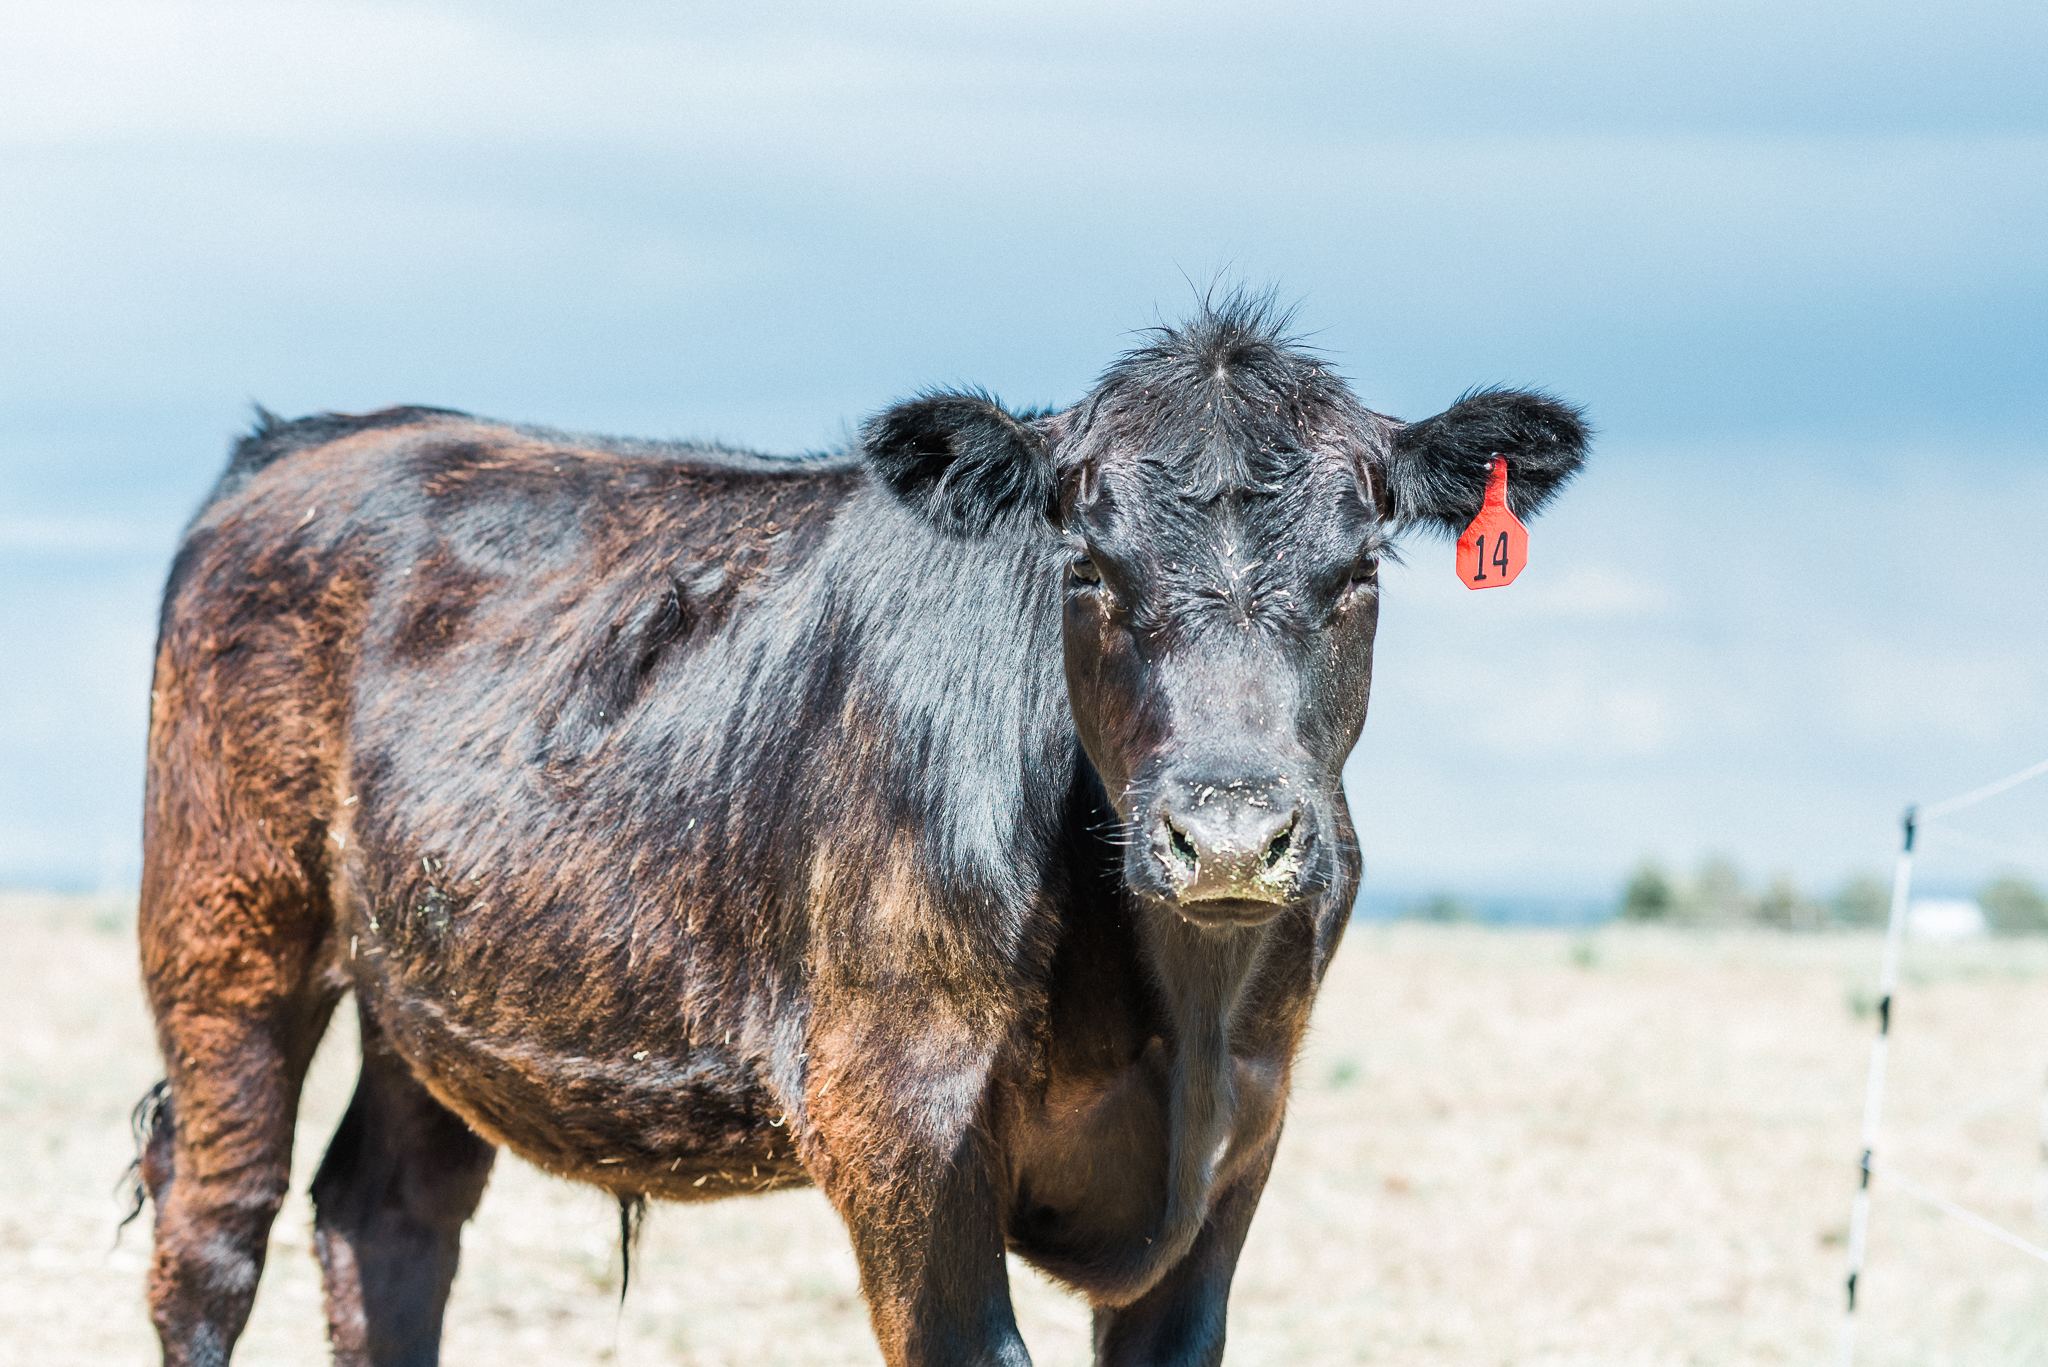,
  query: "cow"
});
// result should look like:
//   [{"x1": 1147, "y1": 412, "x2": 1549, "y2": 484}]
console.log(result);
[{"x1": 132, "y1": 298, "x2": 1586, "y2": 1366}]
